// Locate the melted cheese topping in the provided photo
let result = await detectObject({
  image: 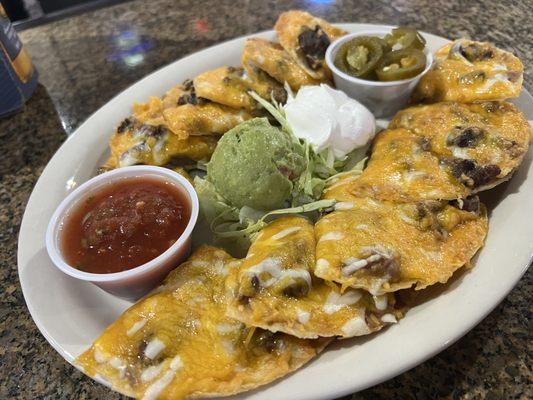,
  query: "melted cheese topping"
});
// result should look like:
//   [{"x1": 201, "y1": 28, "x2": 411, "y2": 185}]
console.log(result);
[
  {"x1": 315, "y1": 197, "x2": 488, "y2": 293},
  {"x1": 76, "y1": 246, "x2": 327, "y2": 399},
  {"x1": 341, "y1": 315, "x2": 371, "y2": 337},
  {"x1": 413, "y1": 39, "x2": 523, "y2": 103},
  {"x1": 324, "y1": 128, "x2": 470, "y2": 203},
  {"x1": 322, "y1": 290, "x2": 362, "y2": 315},
  {"x1": 242, "y1": 38, "x2": 322, "y2": 91},
  {"x1": 390, "y1": 102, "x2": 531, "y2": 180},
  {"x1": 103, "y1": 83, "x2": 252, "y2": 170},
  {"x1": 127, "y1": 319, "x2": 147, "y2": 336},
  {"x1": 193, "y1": 67, "x2": 257, "y2": 111},
  {"x1": 226, "y1": 217, "x2": 402, "y2": 339},
  {"x1": 274, "y1": 10, "x2": 346, "y2": 81}
]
